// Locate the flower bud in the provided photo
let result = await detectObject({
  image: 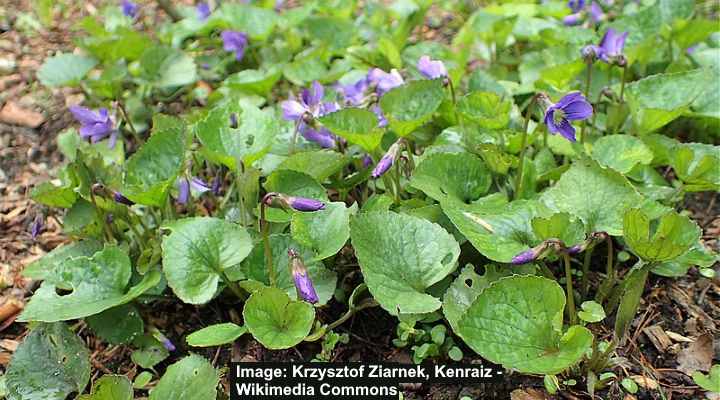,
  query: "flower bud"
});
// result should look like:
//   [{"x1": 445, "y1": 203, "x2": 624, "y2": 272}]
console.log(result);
[
  {"x1": 371, "y1": 139, "x2": 403, "y2": 179},
  {"x1": 288, "y1": 196, "x2": 326, "y2": 212},
  {"x1": 112, "y1": 191, "x2": 135, "y2": 206},
  {"x1": 30, "y1": 215, "x2": 43, "y2": 240},
  {"x1": 288, "y1": 249, "x2": 319, "y2": 304}
]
